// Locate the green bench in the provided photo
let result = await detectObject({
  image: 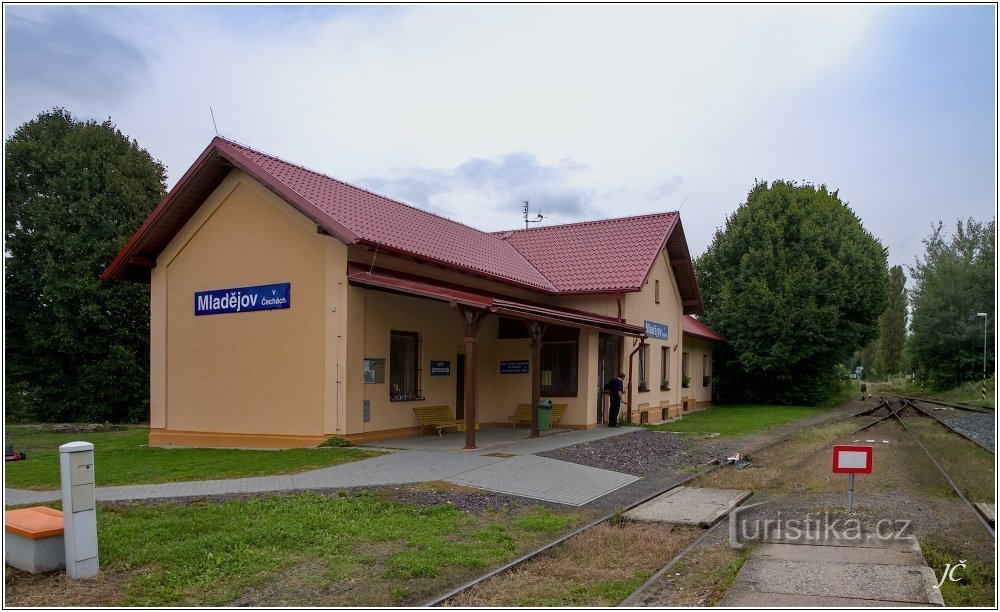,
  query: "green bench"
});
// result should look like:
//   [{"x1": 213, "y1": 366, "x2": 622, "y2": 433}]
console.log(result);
[
  {"x1": 508, "y1": 403, "x2": 567, "y2": 427},
  {"x1": 413, "y1": 405, "x2": 478, "y2": 436}
]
